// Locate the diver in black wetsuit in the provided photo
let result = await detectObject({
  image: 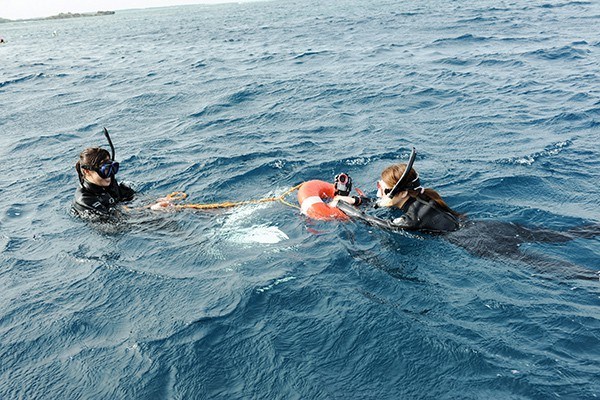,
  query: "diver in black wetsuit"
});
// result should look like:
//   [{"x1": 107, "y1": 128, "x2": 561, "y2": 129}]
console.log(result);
[
  {"x1": 332, "y1": 148, "x2": 461, "y2": 233},
  {"x1": 331, "y1": 148, "x2": 599, "y2": 280},
  {"x1": 72, "y1": 129, "x2": 135, "y2": 219}
]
